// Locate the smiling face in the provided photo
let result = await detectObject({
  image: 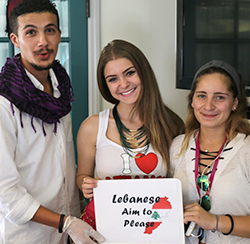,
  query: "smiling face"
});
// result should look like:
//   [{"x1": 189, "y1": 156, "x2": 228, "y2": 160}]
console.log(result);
[
  {"x1": 10, "y1": 12, "x2": 61, "y2": 75},
  {"x1": 192, "y1": 73, "x2": 238, "y2": 132},
  {"x1": 104, "y1": 58, "x2": 142, "y2": 106}
]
